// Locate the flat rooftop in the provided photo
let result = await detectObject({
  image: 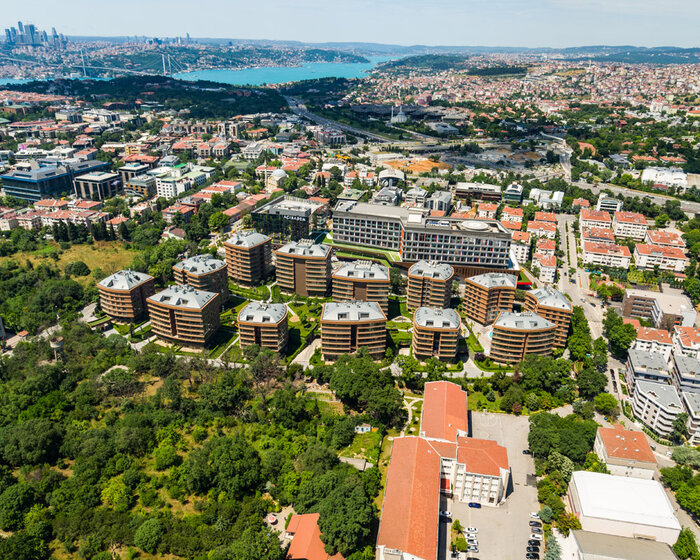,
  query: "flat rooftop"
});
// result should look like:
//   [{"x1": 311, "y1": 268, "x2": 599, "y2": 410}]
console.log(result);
[
  {"x1": 572, "y1": 530, "x2": 676, "y2": 560},
  {"x1": 468, "y1": 272, "x2": 517, "y2": 289},
  {"x1": 225, "y1": 230, "x2": 270, "y2": 248},
  {"x1": 254, "y1": 195, "x2": 323, "y2": 217},
  {"x1": 494, "y1": 311, "x2": 553, "y2": 331},
  {"x1": 414, "y1": 307, "x2": 461, "y2": 330},
  {"x1": 277, "y1": 240, "x2": 331, "y2": 258},
  {"x1": 75, "y1": 171, "x2": 119, "y2": 182},
  {"x1": 333, "y1": 260, "x2": 388, "y2": 281},
  {"x1": 528, "y1": 286, "x2": 572, "y2": 311}
]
